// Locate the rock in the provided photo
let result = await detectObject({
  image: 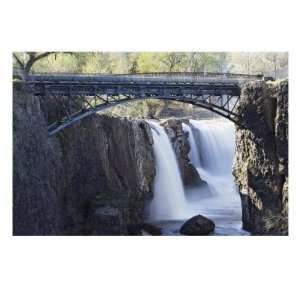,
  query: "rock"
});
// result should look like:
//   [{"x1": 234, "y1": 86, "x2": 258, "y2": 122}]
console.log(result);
[
  {"x1": 13, "y1": 83, "x2": 156, "y2": 235},
  {"x1": 126, "y1": 223, "x2": 162, "y2": 235},
  {"x1": 233, "y1": 80, "x2": 288, "y2": 235},
  {"x1": 89, "y1": 206, "x2": 126, "y2": 235},
  {"x1": 141, "y1": 223, "x2": 162, "y2": 235},
  {"x1": 160, "y1": 119, "x2": 205, "y2": 187},
  {"x1": 262, "y1": 213, "x2": 288, "y2": 236},
  {"x1": 180, "y1": 215, "x2": 215, "y2": 235},
  {"x1": 127, "y1": 224, "x2": 143, "y2": 235},
  {"x1": 13, "y1": 84, "x2": 65, "y2": 235}
]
